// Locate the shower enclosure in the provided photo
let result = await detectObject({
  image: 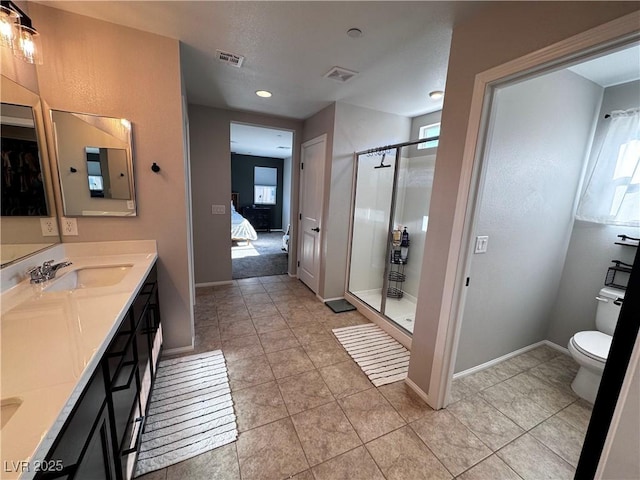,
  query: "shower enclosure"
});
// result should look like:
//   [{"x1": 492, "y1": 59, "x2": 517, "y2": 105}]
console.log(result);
[{"x1": 346, "y1": 139, "x2": 436, "y2": 335}]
